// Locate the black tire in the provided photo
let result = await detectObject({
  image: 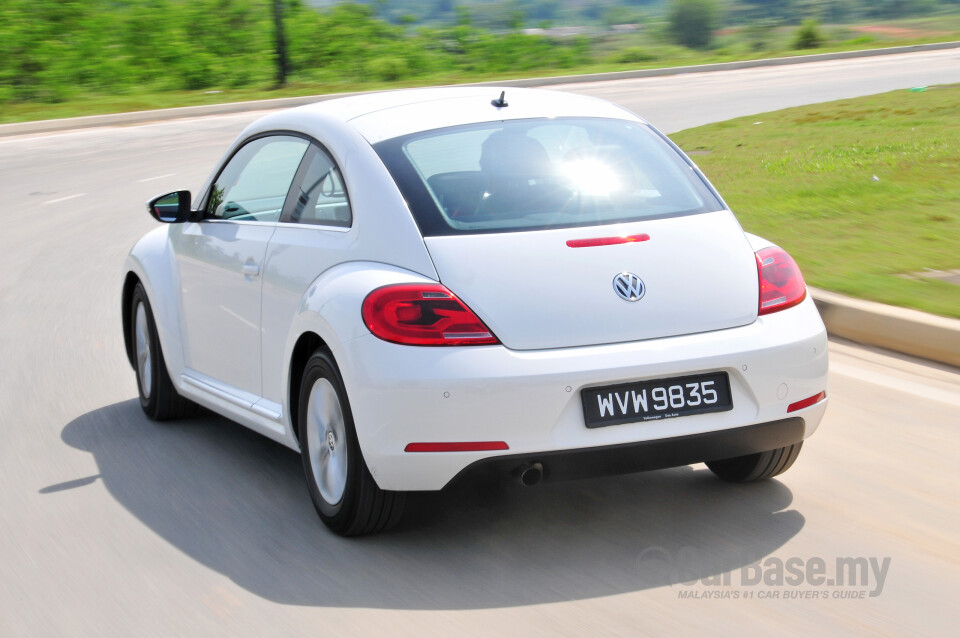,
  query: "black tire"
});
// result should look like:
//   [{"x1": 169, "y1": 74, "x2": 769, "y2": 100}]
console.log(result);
[
  {"x1": 298, "y1": 350, "x2": 405, "y2": 536},
  {"x1": 130, "y1": 283, "x2": 198, "y2": 421},
  {"x1": 706, "y1": 442, "x2": 803, "y2": 482}
]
